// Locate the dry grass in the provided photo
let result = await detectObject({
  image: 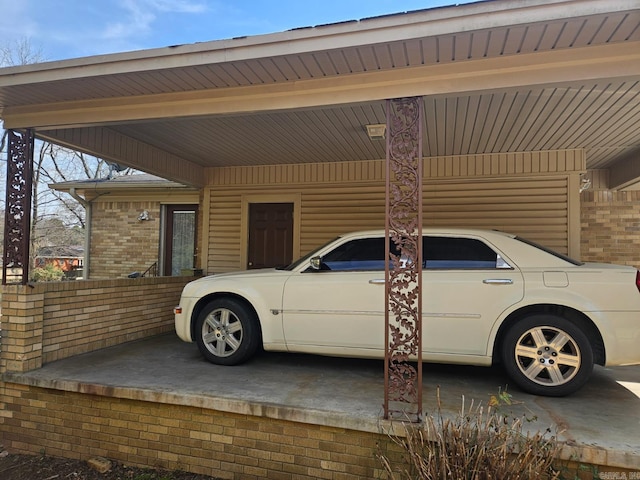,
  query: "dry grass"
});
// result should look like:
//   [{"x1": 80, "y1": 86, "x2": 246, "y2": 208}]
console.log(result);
[{"x1": 378, "y1": 390, "x2": 561, "y2": 480}]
